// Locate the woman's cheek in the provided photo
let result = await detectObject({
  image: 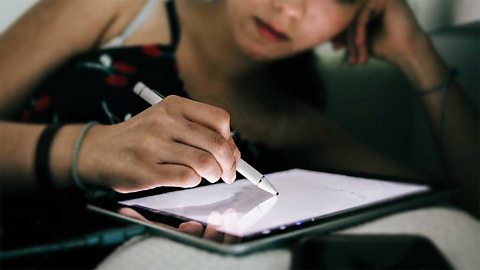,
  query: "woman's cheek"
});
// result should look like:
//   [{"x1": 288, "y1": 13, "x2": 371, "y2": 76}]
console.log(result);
[{"x1": 297, "y1": 24, "x2": 332, "y2": 49}]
